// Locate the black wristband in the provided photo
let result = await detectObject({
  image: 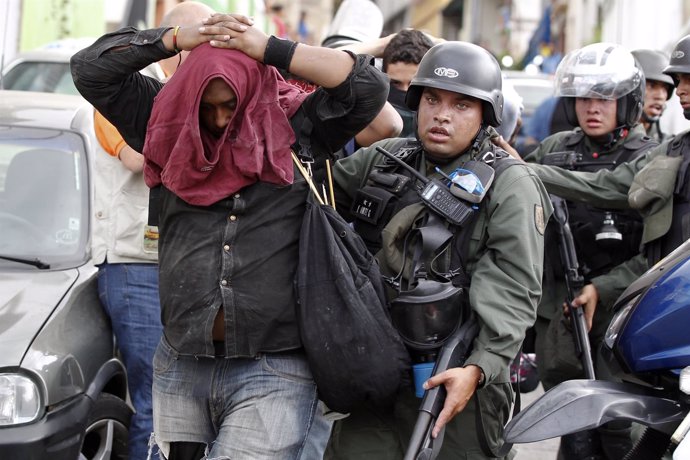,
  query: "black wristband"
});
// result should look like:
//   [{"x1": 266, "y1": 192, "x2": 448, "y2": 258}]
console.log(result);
[{"x1": 263, "y1": 35, "x2": 298, "y2": 71}]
